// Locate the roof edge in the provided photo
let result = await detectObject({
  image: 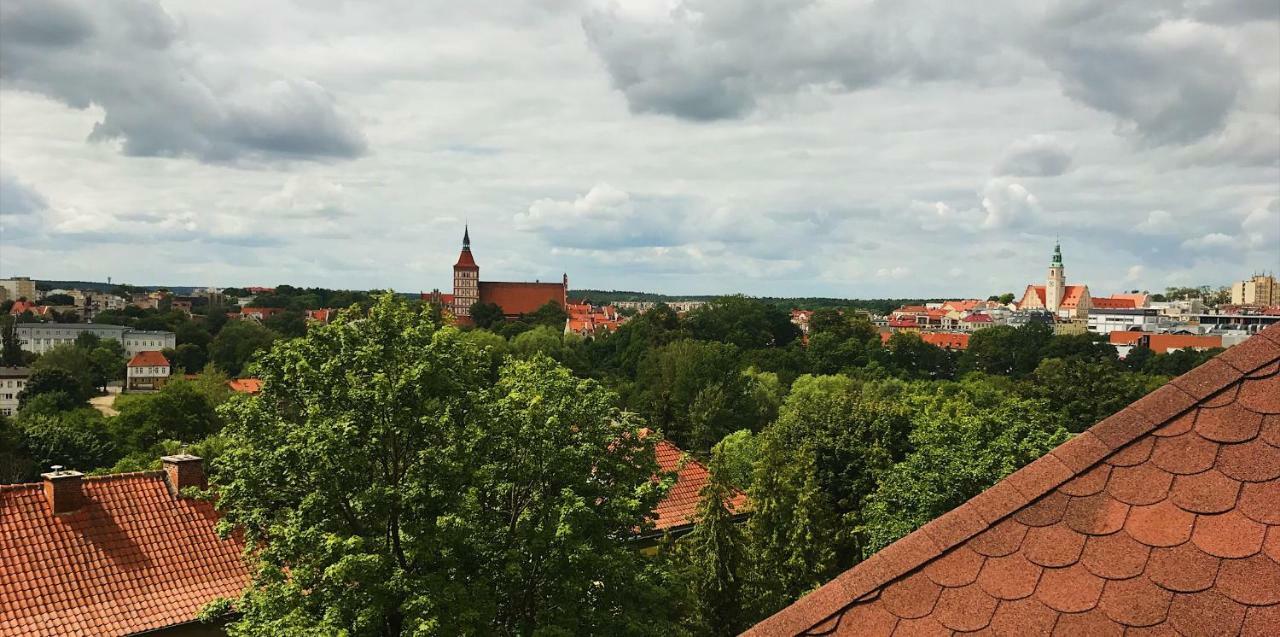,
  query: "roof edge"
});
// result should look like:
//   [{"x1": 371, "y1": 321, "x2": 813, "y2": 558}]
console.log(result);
[{"x1": 744, "y1": 323, "x2": 1280, "y2": 636}]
